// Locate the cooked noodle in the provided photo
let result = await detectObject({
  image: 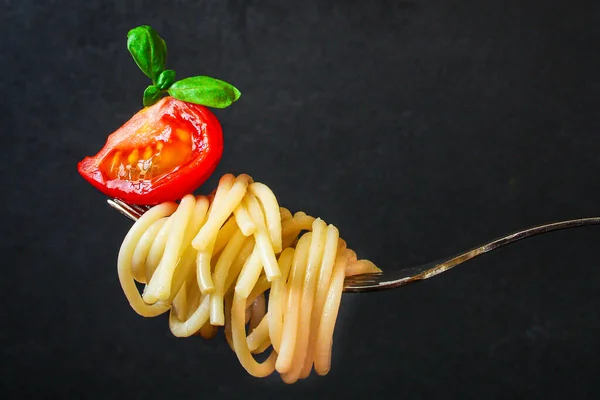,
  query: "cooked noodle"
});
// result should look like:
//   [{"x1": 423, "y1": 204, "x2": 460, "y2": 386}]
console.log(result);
[{"x1": 117, "y1": 174, "x2": 380, "y2": 382}]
